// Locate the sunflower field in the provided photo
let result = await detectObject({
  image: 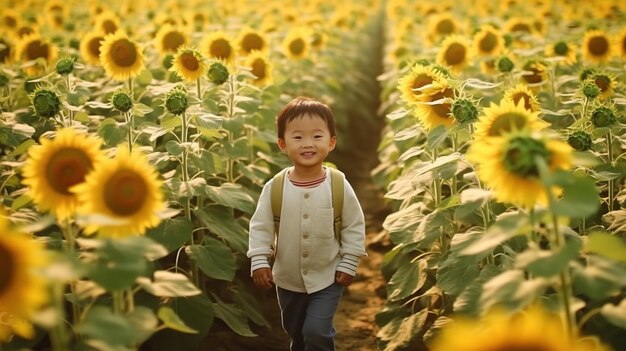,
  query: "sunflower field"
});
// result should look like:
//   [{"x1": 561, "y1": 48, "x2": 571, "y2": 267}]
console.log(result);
[{"x1": 1, "y1": 0, "x2": 626, "y2": 350}]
